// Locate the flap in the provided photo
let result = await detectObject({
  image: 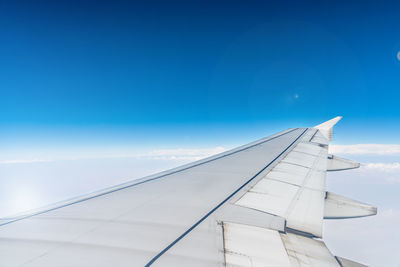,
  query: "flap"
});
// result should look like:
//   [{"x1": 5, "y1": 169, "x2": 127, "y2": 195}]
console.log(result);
[
  {"x1": 223, "y1": 222, "x2": 292, "y2": 267},
  {"x1": 280, "y1": 233, "x2": 340, "y2": 266},
  {"x1": 235, "y1": 136, "x2": 328, "y2": 238},
  {"x1": 223, "y1": 223, "x2": 342, "y2": 267},
  {"x1": 324, "y1": 192, "x2": 377, "y2": 219},
  {"x1": 327, "y1": 154, "x2": 360, "y2": 171},
  {"x1": 216, "y1": 204, "x2": 286, "y2": 232}
]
